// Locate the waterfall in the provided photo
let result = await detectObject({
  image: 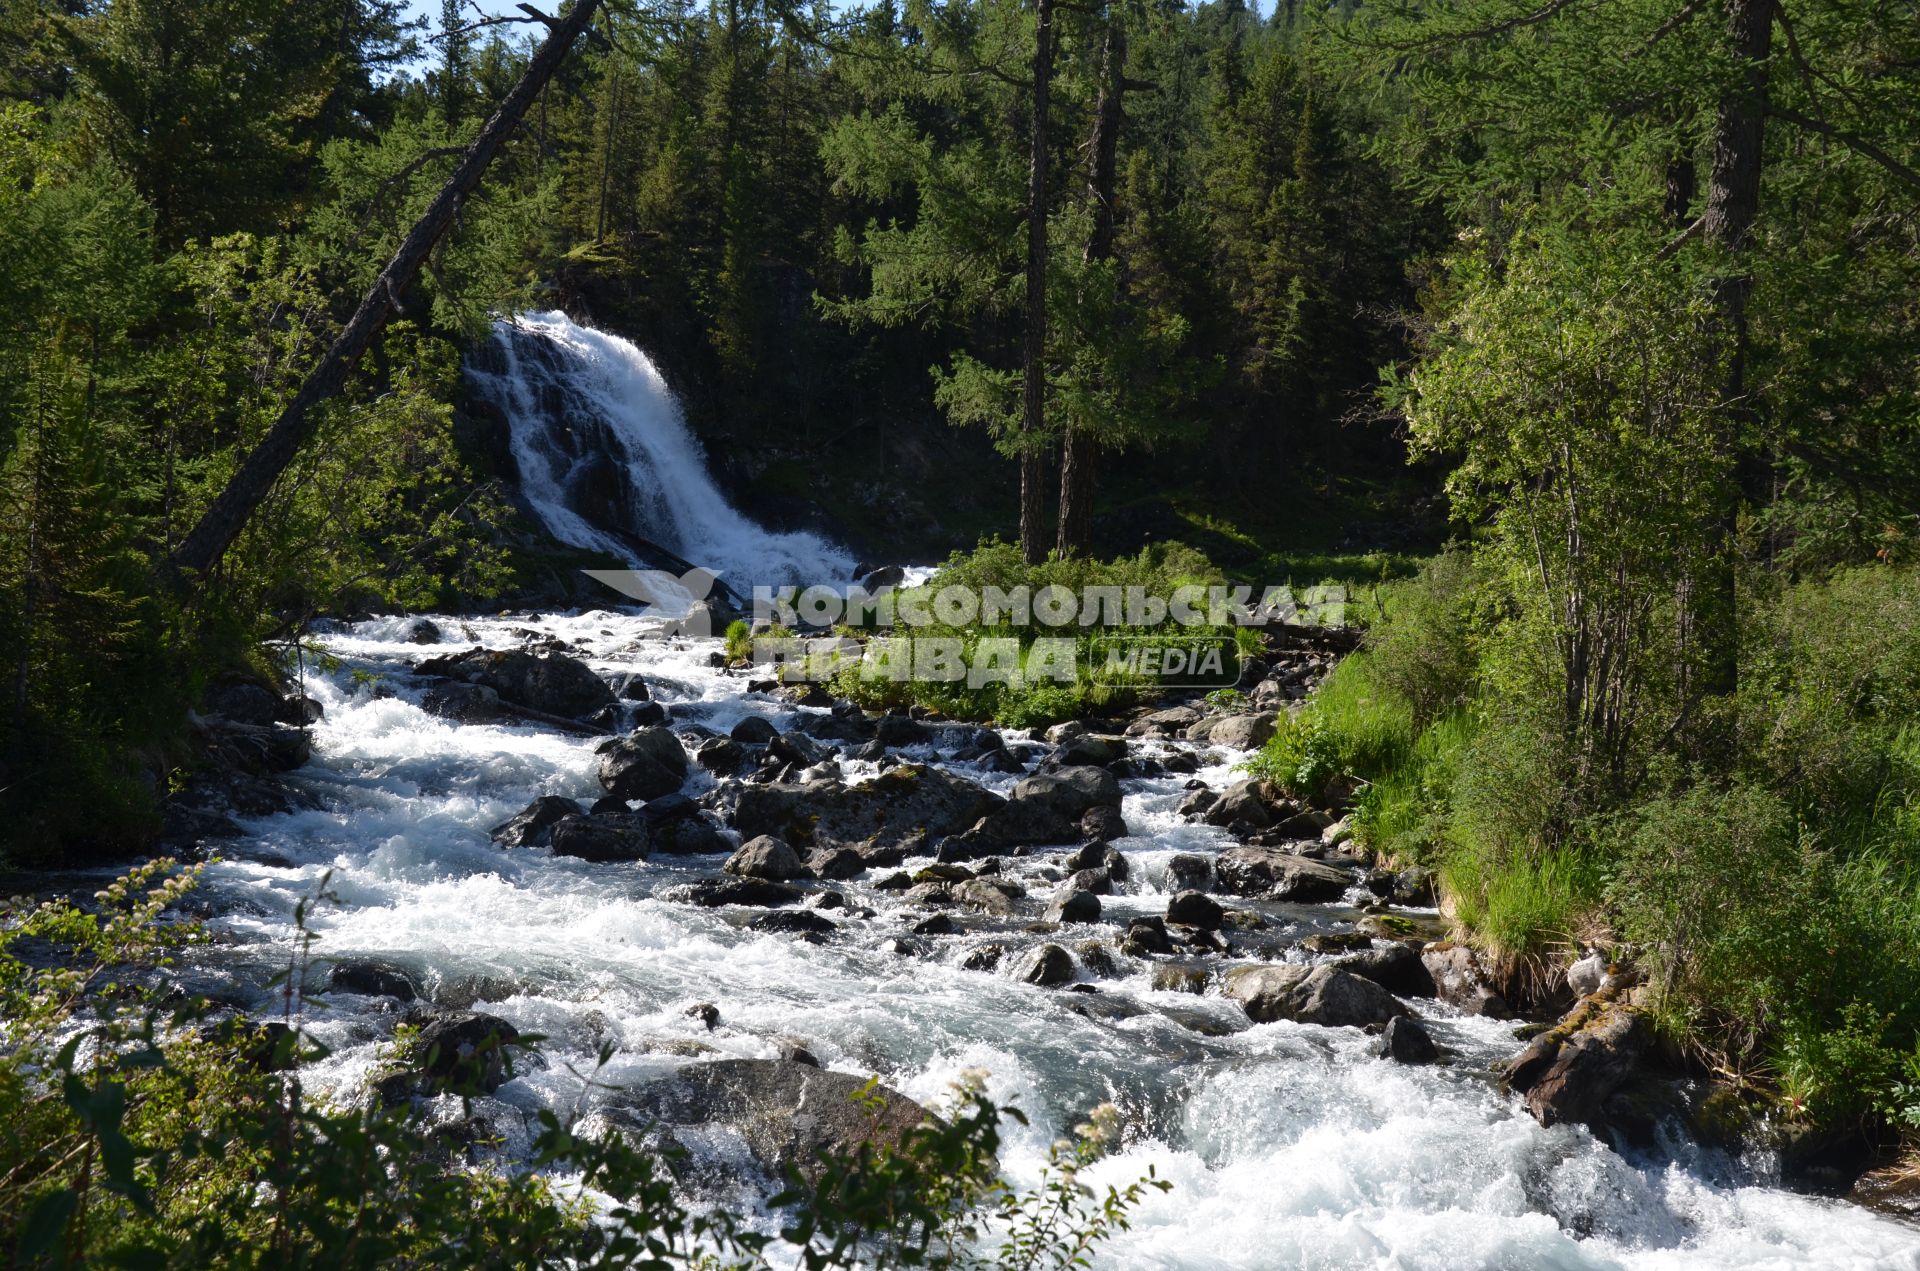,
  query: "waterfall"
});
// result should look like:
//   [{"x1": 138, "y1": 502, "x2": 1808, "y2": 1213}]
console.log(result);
[{"x1": 468, "y1": 311, "x2": 855, "y2": 598}]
